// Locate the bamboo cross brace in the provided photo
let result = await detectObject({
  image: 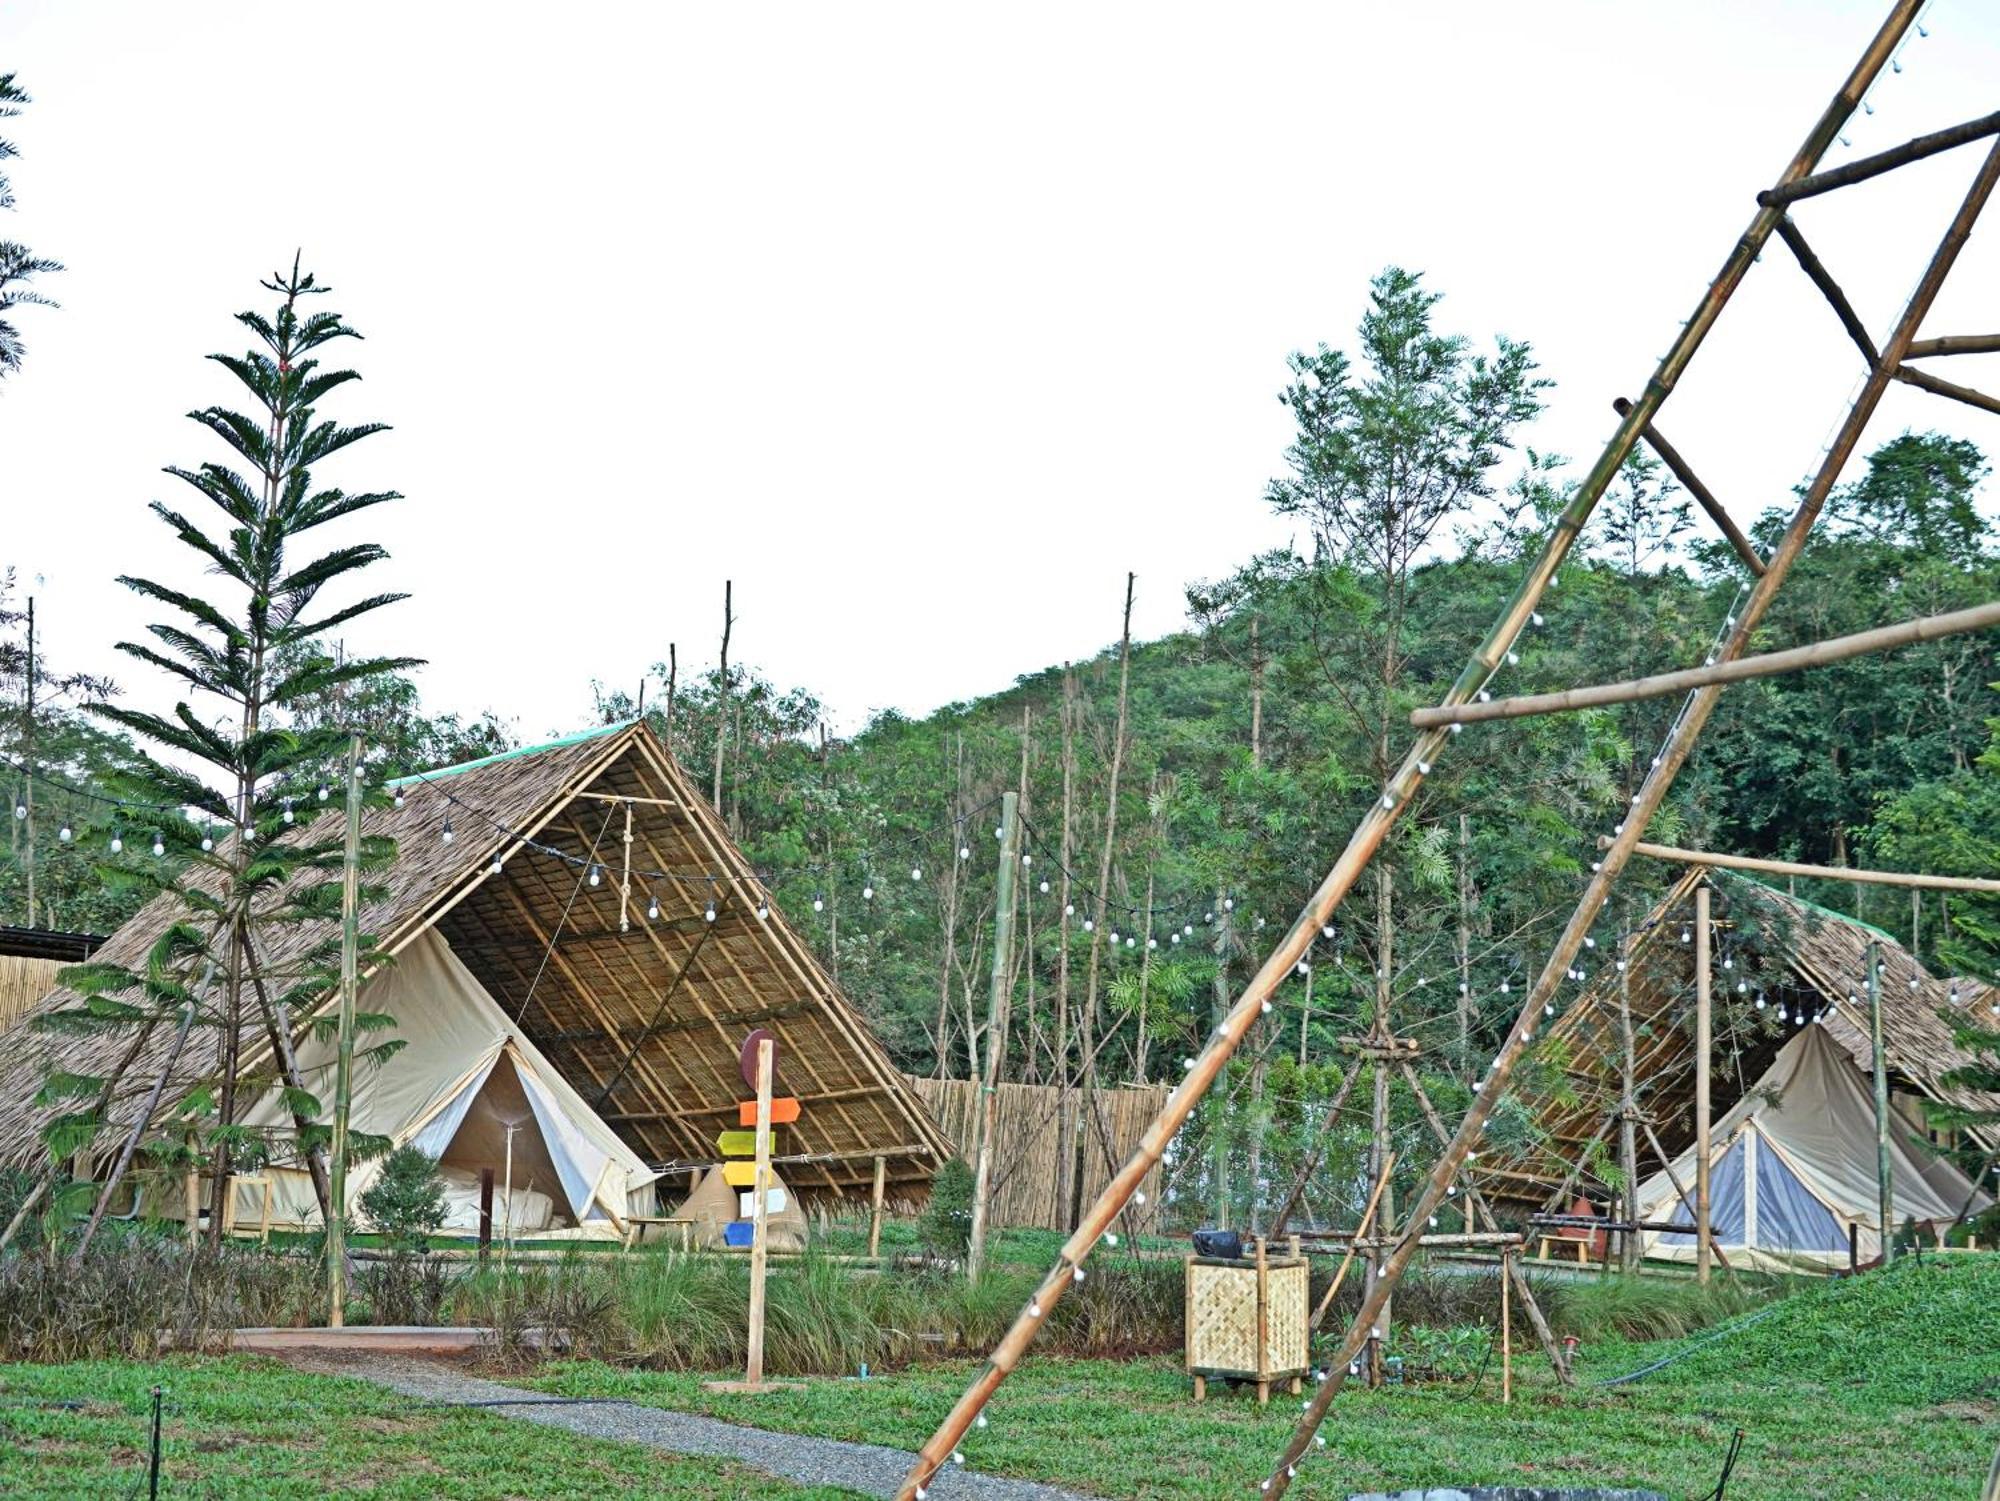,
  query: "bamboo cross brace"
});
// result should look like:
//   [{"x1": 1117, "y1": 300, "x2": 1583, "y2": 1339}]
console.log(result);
[
  {"x1": 1413, "y1": 599, "x2": 2000, "y2": 728},
  {"x1": 1261, "y1": 117, "x2": 2000, "y2": 1501},
  {"x1": 1760, "y1": 107, "x2": 2000, "y2": 206},
  {"x1": 1891, "y1": 361, "x2": 2000, "y2": 419},
  {"x1": 895, "y1": 12, "x2": 1922, "y2": 1495},
  {"x1": 1906, "y1": 334, "x2": 2000, "y2": 358},
  {"x1": 1609, "y1": 397, "x2": 1768, "y2": 577},
  {"x1": 1617, "y1": 839, "x2": 2000, "y2": 894},
  {"x1": 1308, "y1": 1152, "x2": 1394, "y2": 1333}
]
